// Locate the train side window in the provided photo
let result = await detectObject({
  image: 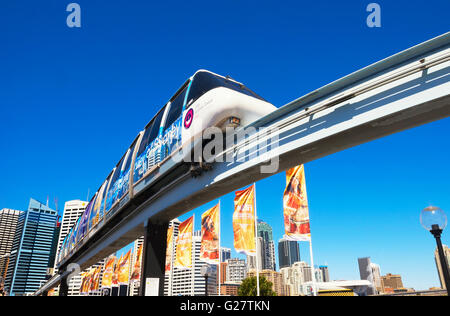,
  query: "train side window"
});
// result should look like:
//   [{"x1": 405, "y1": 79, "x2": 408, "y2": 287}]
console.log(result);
[
  {"x1": 164, "y1": 85, "x2": 188, "y2": 130},
  {"x1": 136, "y1": 106, "x2": 166, "y2": 157}
]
